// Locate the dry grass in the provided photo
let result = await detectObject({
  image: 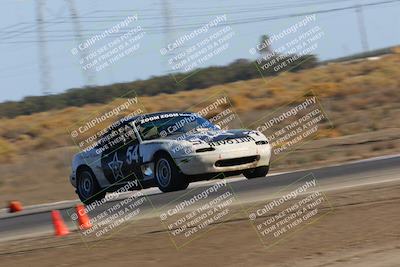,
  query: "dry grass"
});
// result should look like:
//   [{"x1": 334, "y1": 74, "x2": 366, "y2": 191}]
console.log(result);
[
  {"x1": 0, "y1": 52, "x2": 399, "y2": 205},
  {"x1": 0, "y1": 53, "x2": 399, "y2": 158}
]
